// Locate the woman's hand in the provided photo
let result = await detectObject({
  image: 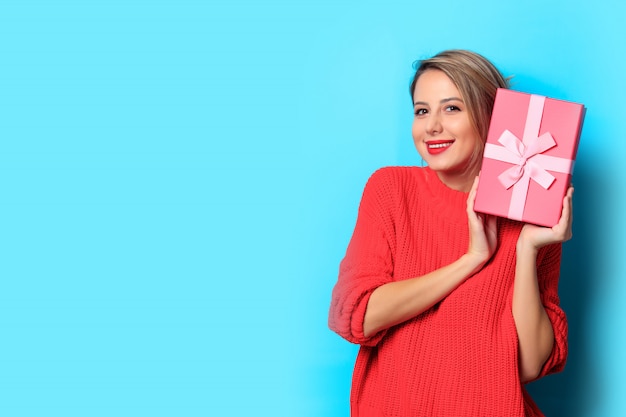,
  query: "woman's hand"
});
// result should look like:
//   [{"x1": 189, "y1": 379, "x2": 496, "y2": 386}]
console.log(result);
[
  {"x1": 466, "y1": 176, "x2": 498, "y2": 267},
  {"x1": 518, "y1": 186, "x2": 574, "y2": 251}
]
